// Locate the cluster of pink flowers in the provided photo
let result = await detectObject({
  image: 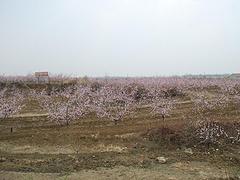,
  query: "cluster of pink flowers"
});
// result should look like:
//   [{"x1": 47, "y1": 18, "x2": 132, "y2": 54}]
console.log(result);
[
  {"x1": 147, "y1": 86, "x2": 175, "y2": 121},
  {"x1": 34, "y1": 86, "x2": 92, "y2": 125},
  {"x1": 196, "y1": 121, "x2": 228, "y2": 144},
  {"x1": 92, "y1": 84, "x2": 137, "y2": 124},
  {"x1": 191, "y1": 92, "x2": 230, "y2": 116},
  {"x1": 0, "y1": 88, "x2": 25, "y2": 119},
  {"x1": 191, "y1": 91, "x2": 240, "y2": 144}
]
